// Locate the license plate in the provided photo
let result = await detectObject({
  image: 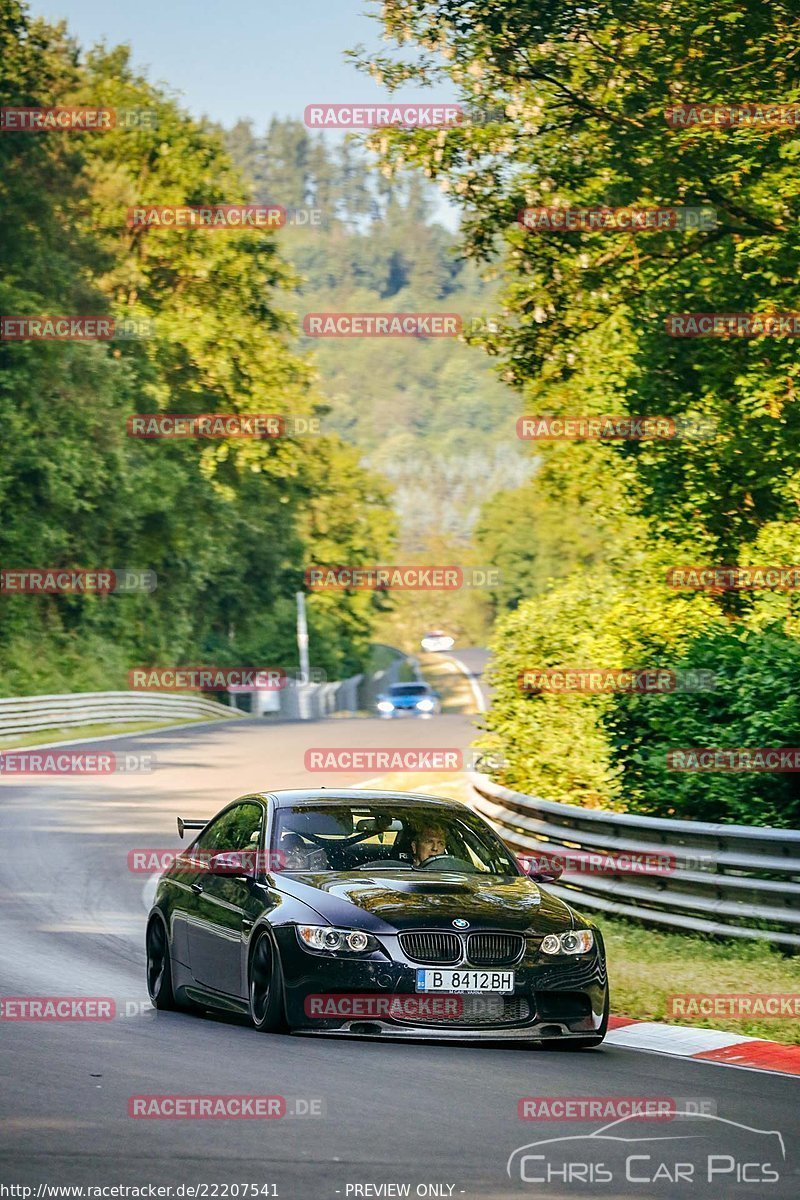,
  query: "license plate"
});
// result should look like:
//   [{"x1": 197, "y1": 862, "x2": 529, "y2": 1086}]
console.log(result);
[{"x1": 415, "y1": 969, "x2": 514, "y2": 994}]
